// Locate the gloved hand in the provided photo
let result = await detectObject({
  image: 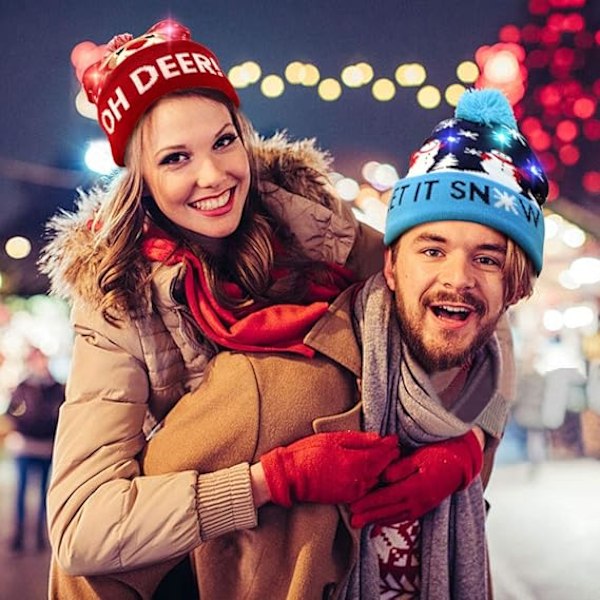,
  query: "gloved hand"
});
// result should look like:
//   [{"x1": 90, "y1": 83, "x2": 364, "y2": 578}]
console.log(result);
[
  {"x1": 349, "y1": 430, "x2": 483, "y2": 528},
  {"x1": 260, "y1": 431, "x2": 400, "y2": 508}
]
